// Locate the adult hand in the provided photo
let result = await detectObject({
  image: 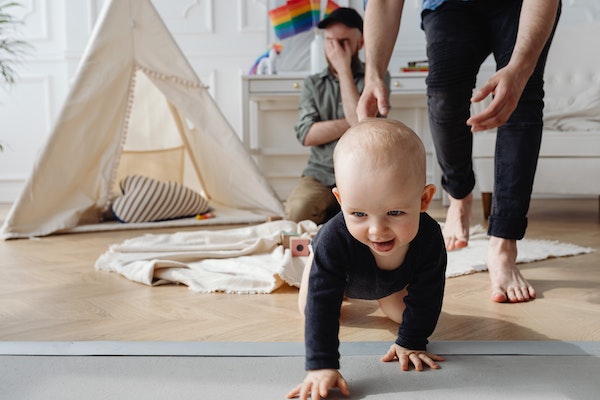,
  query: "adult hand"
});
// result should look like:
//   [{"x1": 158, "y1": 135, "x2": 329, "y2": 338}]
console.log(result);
[
  {"x1": 381, "y1": 343, "x2": 444, "y2": 371},
  {"x1": 467, "y1": 64, "x2": 529, "y2": 132},
  {"x1": 286, "y1": 369, "x2": 350, "y2": 400},
  {"x1": 325, "y1": 37, "x2": 352, "y2": 75},
  {"x1": 357, "y1": 80, "x2": 390, "y2": 120}
]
